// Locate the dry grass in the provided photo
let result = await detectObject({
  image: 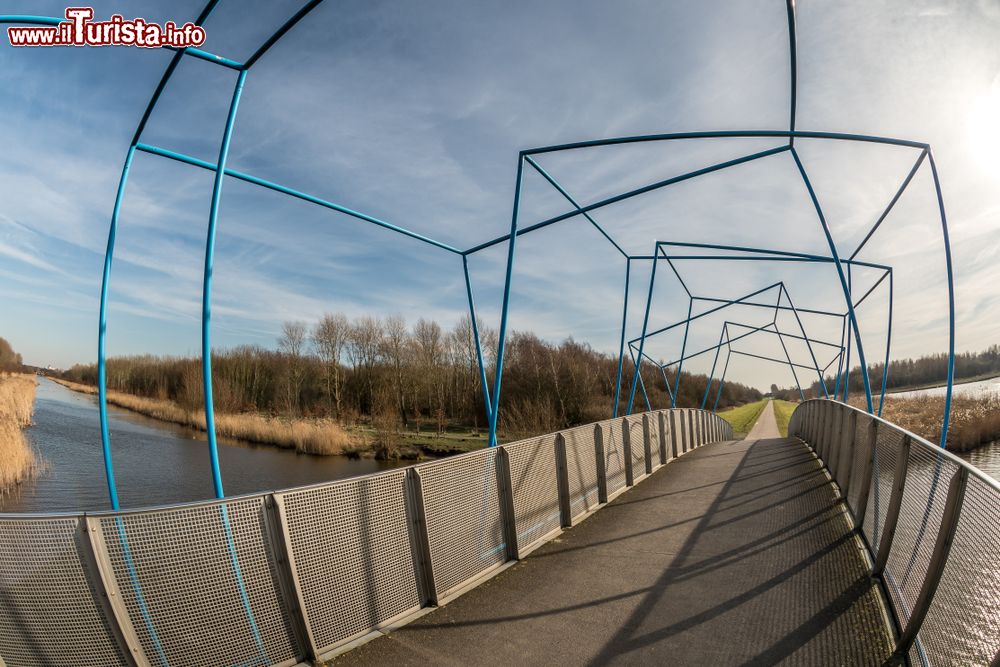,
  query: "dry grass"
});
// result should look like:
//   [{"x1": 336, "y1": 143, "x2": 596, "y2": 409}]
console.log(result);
[
  {"x1": 0, "y1": 374, "x2": 39, "y2": 491},
  {"x1": 850, "y1": 393, "x2": 1000, "y2": 452},
  {"x1": 54, "y1": 378, "x2": 359, "y2": 455}
]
